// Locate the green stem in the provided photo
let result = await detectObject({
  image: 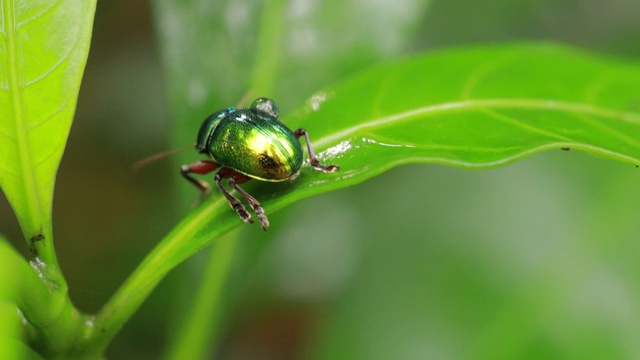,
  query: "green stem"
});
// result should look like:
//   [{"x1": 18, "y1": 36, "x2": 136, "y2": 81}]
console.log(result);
[
  {"x1": 85, "y1": 198, "x2": 237, "y2": 355},
  {"x1": 0, "y1": 240, "x2": 50, "y2": 323},
  {"x1": 0, "y1": 239, "x2": 85, "y2": 357},
  {"x1": 164, "y1": 233, "x2": 239, "y2": 360}
]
